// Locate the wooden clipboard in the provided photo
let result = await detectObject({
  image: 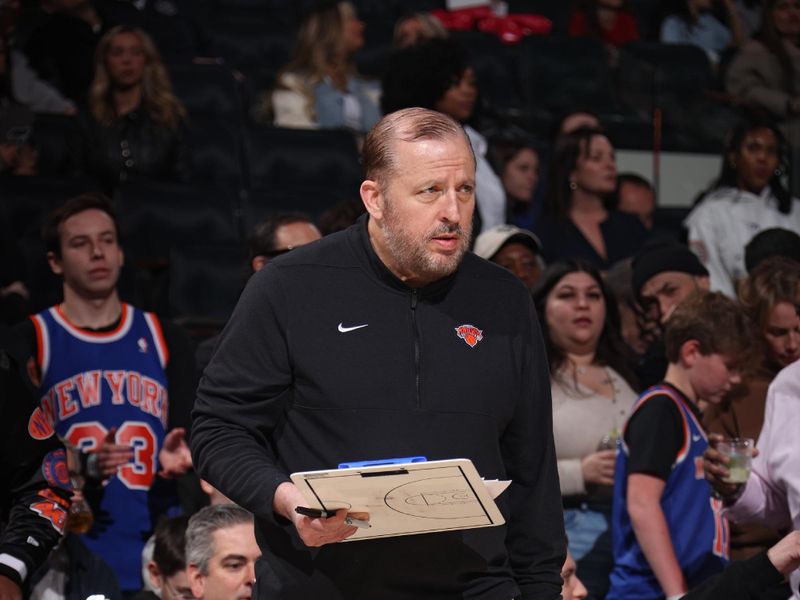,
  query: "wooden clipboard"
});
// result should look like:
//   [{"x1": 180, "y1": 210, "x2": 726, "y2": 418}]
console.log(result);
[{"x1": 290, "y1": 458, "x2": 505, "y2": 542}]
